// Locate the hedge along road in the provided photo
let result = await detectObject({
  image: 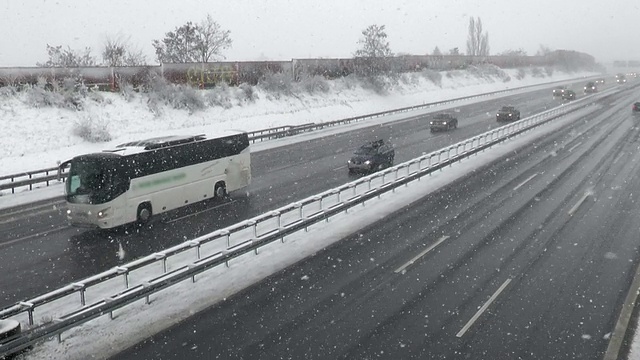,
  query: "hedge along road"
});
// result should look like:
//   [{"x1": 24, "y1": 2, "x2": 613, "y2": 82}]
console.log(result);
[{"x1": 0, "y1": 80, "x2": 611, "y2": 309}]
